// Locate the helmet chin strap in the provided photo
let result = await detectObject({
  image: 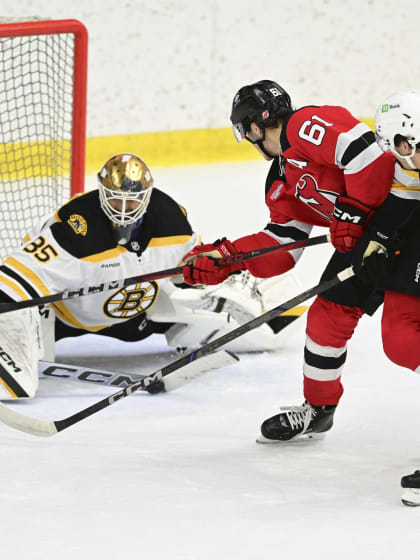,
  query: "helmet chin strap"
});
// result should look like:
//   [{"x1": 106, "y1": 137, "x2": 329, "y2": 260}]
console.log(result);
[
  {"x1": 243, "y1": 124, "x2": 278, "y2": 159},
  {"x1": 393, "y1": 146, "x2": 419, "y2": 170},
  {"x1": 256, "y1": 139, "x2": 276, "y2": 159}
]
